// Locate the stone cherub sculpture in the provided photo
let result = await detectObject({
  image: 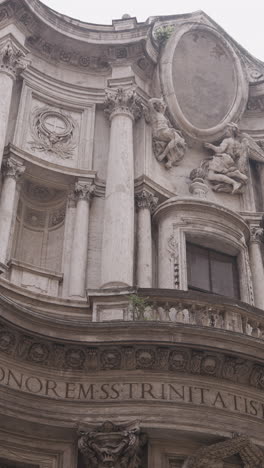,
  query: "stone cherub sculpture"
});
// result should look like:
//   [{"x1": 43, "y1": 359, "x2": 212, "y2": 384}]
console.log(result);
[
  {"x1": 202, "y1": 122, "x2": 264, "y2": 194},
  {"x1": 144, "y1": 97, "x2": 186, "y2": 169}
]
